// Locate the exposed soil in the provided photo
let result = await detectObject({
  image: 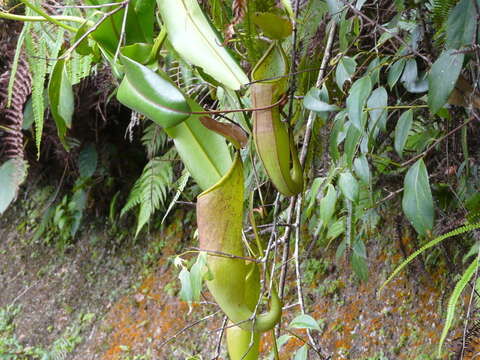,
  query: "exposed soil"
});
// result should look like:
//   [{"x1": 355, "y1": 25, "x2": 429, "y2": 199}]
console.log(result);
[{"x1": 0, "y1": 197, "x2": 474, "y2": 360}]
